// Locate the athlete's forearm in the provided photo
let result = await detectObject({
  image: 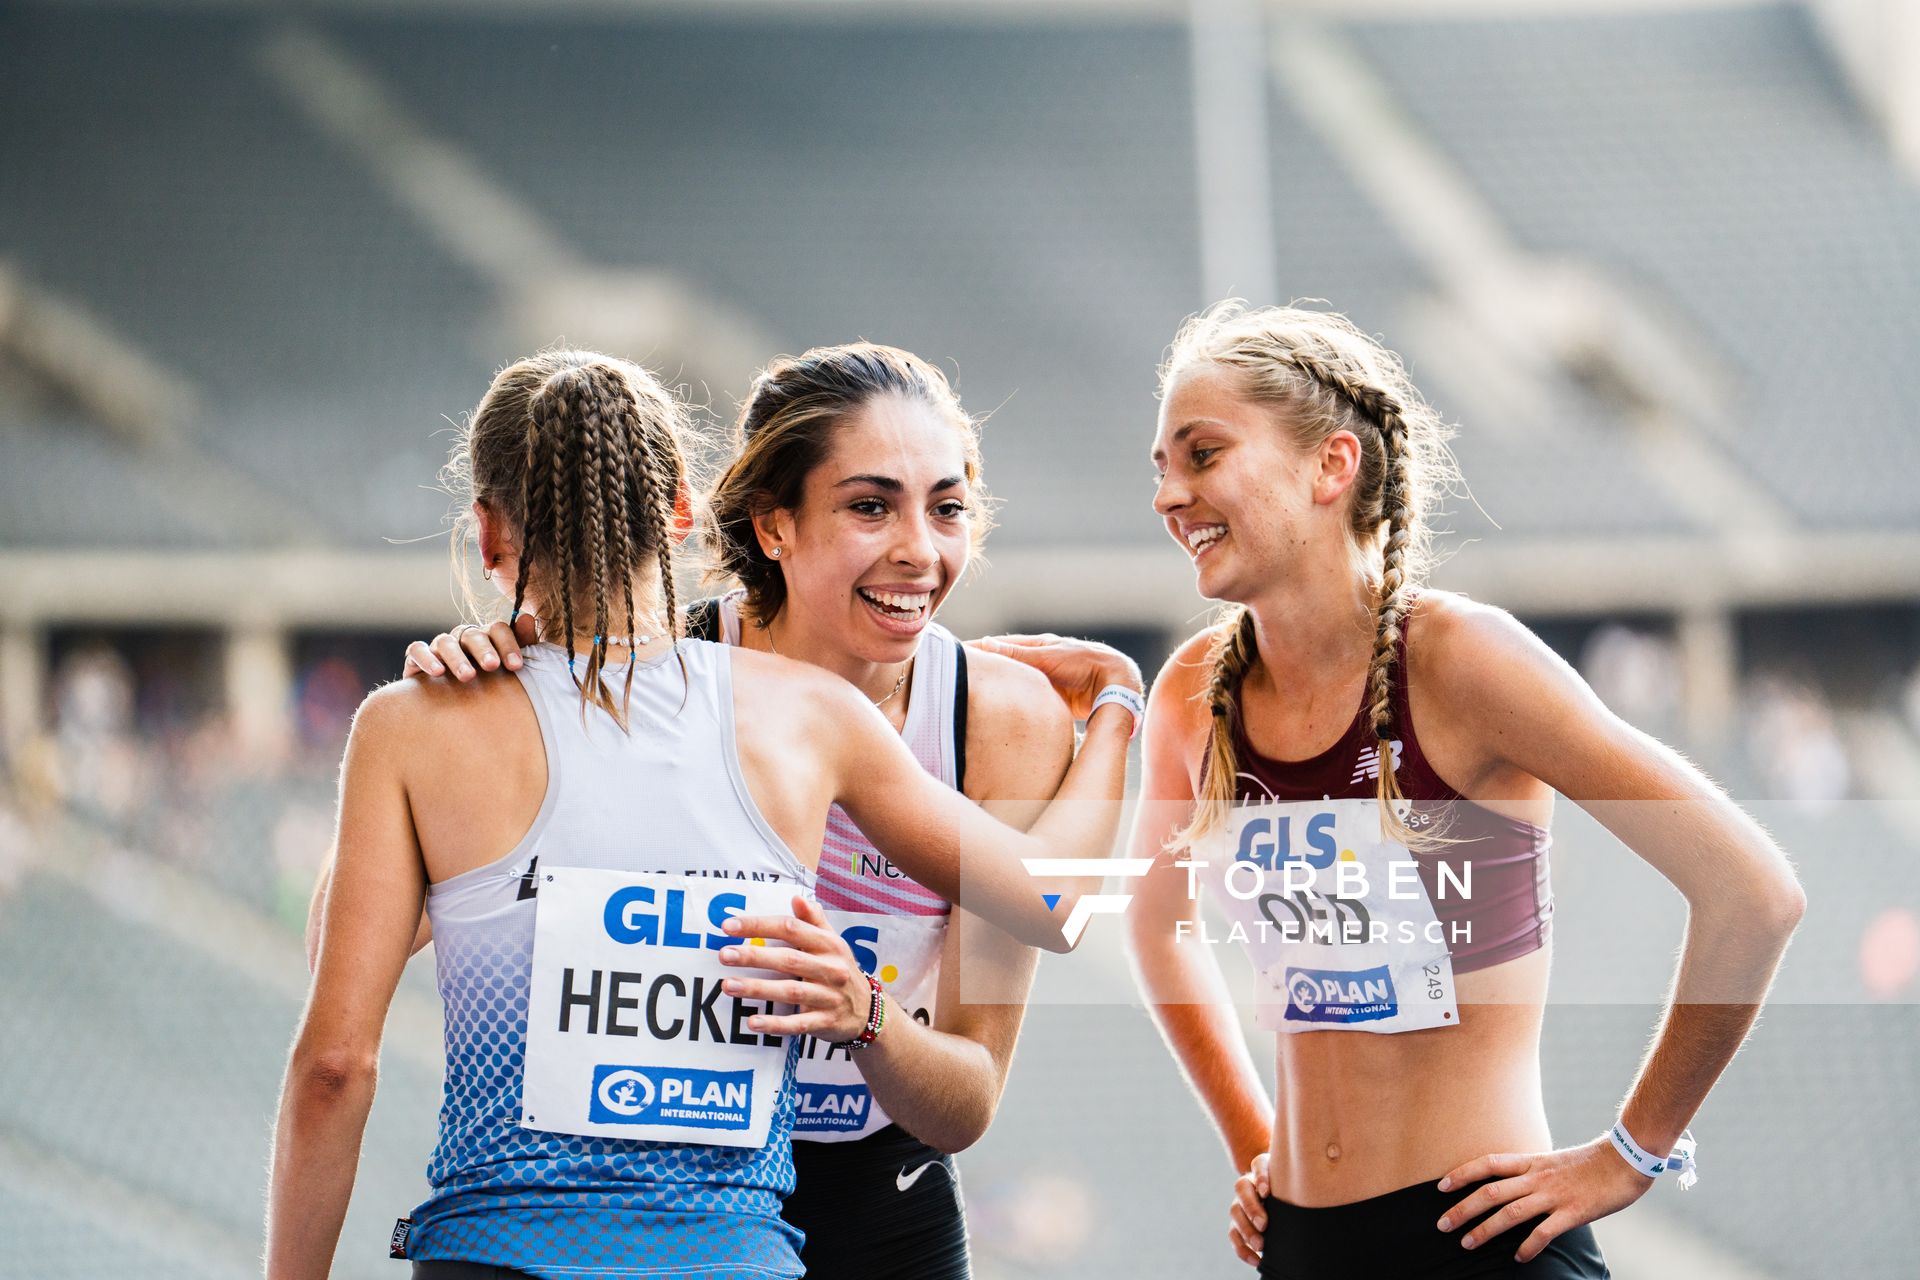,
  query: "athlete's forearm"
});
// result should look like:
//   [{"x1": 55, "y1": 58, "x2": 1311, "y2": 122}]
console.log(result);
[
  {"x1": 1142, "y1": 996, "x2": 1272, "y2": 1171},
  {"x1": 1616, "y1": 891, "x2": 1801, "y2": 1154},
  {"x1": 1001, "y1": 707, "x2": 1133, "y2": 944},
  {"x1": 1129, "y1": 921, "x2": 1271, "y2": 1170},
  {"x1": 851, "y1": 706, "x2": 1128, "y2": 954},
  {"x1": 265, "y1": 1049, "x2": 377, "y2": 1279},
  {"x1": 854, "y1": 996, "x2": 1003, "y2": 1153}
]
